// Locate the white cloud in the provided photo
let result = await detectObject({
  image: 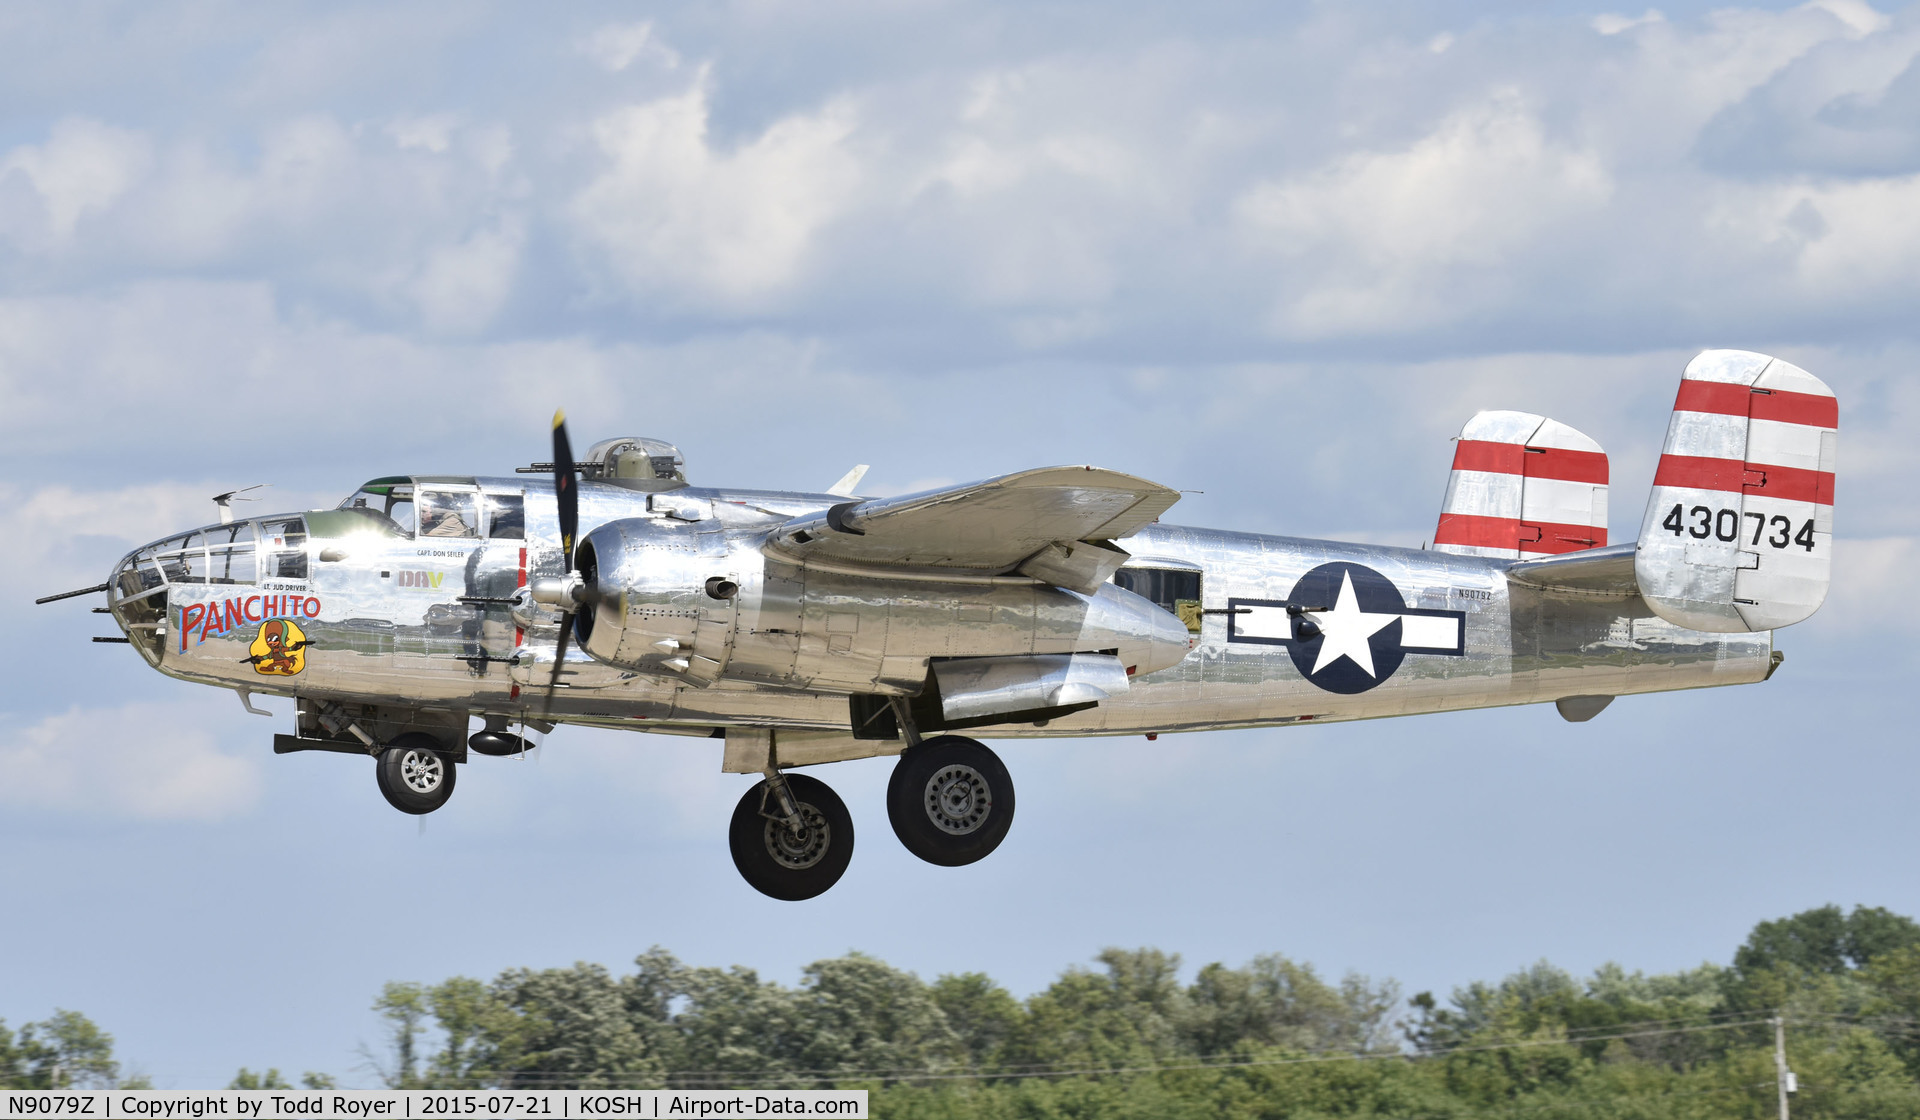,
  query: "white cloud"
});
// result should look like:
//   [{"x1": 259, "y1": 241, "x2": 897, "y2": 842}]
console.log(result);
[
  {"x1": 0, "y1": 117, "x2": 150, "y2": 242},
  {"x1": 579, "y1": 21, "x2": 679, "y2": 73},
  {"x1": 1234, "y1": 92, "x2": 1613, "y2": 336},
  {"x1": 1804, "y1": 0, "x2": 1890, "y2": 39},
  {"x1": 0, "y1": 703, "x2": 264, "y2": 821},
  {"x1": 408, "y1": 217, "x2": 525, "y2": 334},
  {"x1": 1594, "y1": 10, "x2": 1665, "y2": 36},
  {"x1": 571, "y1": 84, "x2": 863, "y2": 305}
]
